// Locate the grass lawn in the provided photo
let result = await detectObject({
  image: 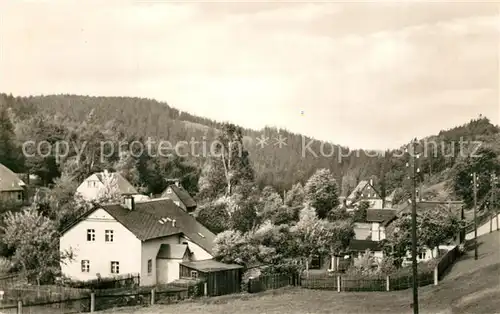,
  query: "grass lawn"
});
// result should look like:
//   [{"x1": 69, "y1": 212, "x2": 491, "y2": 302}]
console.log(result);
[{"x1": 99, "y1": 232, "x2": 500, "y2": 314}]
